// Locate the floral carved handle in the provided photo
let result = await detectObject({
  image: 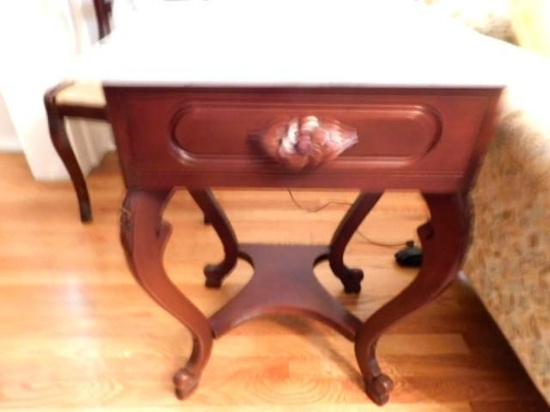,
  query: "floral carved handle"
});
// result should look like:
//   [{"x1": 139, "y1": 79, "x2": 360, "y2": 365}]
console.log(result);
[{"x1": 253, "y1": 116, "x2": 358, "y2": 170}]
